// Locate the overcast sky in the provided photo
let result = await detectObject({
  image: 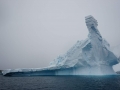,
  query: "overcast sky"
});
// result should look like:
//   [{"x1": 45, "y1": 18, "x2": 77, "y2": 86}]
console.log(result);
[{"x1": 0, "y1": 0, "x2": 120, "y2": 71}]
